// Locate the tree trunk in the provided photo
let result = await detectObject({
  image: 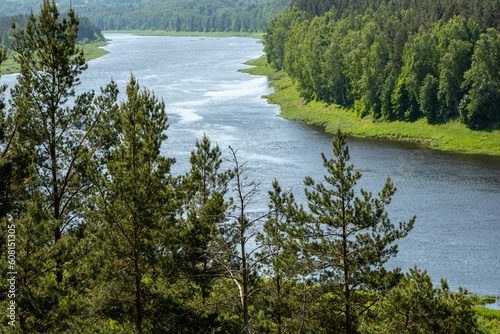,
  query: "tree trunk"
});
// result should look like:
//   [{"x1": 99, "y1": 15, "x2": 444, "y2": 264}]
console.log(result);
[{"x1": 135, "y1": 253, "x2": 143, "y2": 334}]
